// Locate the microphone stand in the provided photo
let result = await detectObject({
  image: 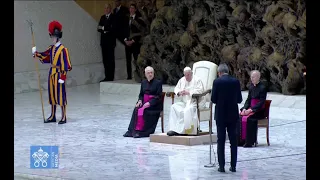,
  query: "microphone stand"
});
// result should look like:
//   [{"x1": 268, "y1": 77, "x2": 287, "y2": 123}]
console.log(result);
[{"x1": 204, "y1": 118, "x2": 216, "y2": 168}]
